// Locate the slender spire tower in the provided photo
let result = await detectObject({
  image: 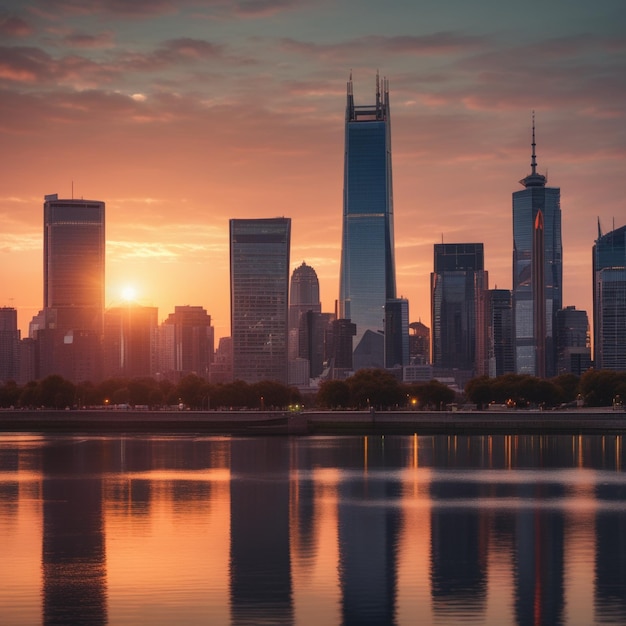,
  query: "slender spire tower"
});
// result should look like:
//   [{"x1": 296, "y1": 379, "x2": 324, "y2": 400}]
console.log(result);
[{"x1": 512, "y1": 115, "x2": 562, "y2": 377}]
